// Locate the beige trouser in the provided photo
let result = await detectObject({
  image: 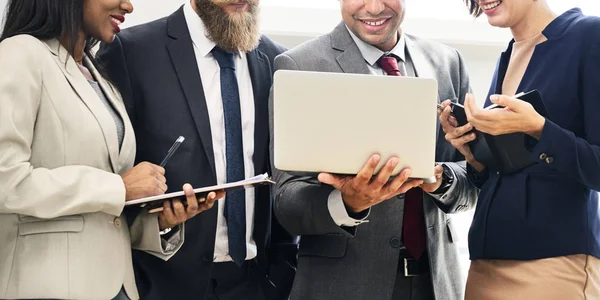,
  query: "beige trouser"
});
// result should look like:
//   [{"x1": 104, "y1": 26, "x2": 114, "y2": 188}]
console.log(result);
[{"x1": 465, "y1": 255, "x2": 600, "y2": 300}]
